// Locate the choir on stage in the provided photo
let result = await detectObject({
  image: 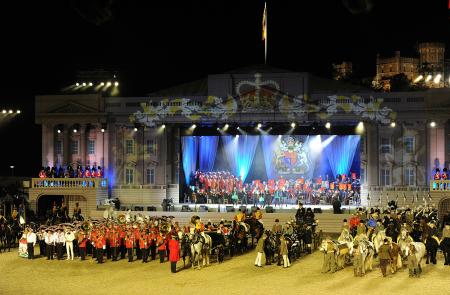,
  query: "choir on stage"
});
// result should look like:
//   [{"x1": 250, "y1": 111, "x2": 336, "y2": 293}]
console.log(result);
[{"x1": 187, "y1": 170, "x2": 361, "y2": 206}]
